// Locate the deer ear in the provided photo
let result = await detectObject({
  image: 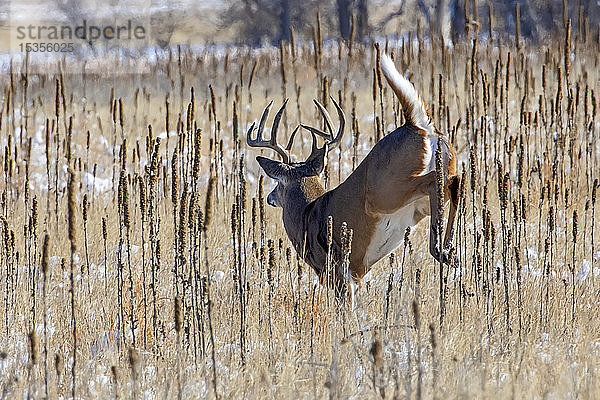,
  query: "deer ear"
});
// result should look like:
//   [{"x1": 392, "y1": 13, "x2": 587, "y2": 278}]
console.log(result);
[
  {"x1": 256, "y1": 156, "x2": 287, "y2": 180},
  {"x1": 304, "y1": 145, "x2": 327, "y2": 176}
]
